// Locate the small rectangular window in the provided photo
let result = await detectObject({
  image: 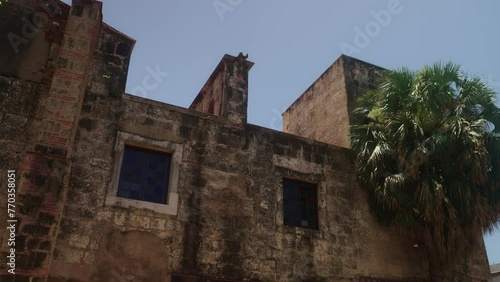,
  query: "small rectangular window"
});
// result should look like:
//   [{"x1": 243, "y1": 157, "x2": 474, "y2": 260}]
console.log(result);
[
  {"x1": 71, "y1": 5, "x2": 83, "y2": 17},
  {"x1": 283, "y1": 178, "x2": 318, "y2": 229},
  {"x1": 117, "y1": 145, "x2": 171, "y2": 205}
]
